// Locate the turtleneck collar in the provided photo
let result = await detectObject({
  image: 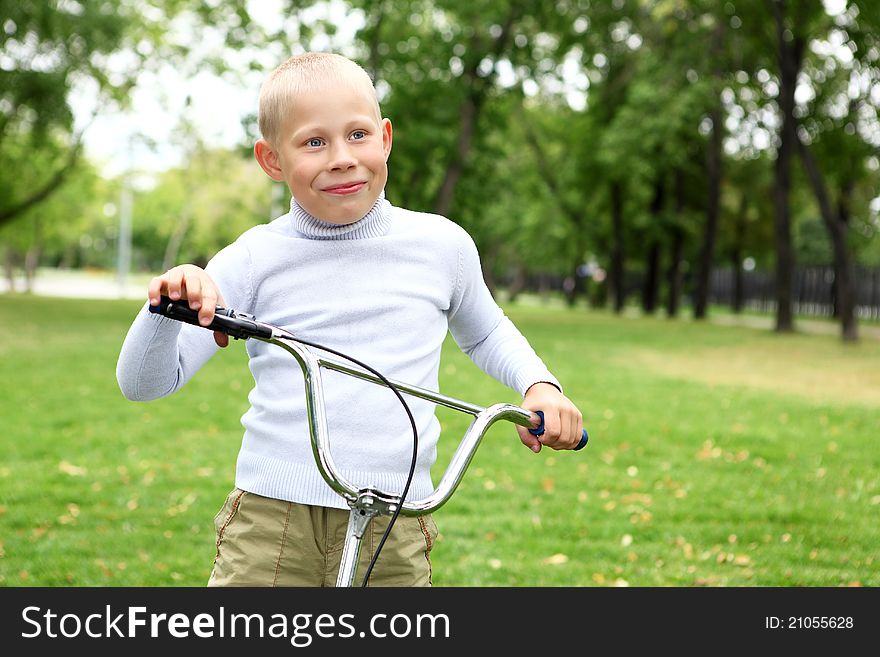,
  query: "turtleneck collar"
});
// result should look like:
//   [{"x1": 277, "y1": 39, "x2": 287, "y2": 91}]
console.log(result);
[{"x1": 288, "y1": 192, "x2": 392, "y2": 240}]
